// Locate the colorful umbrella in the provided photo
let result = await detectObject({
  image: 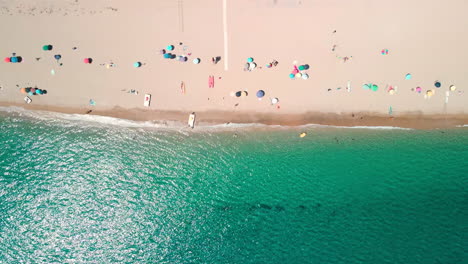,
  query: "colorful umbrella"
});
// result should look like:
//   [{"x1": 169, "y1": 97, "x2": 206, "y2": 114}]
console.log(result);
[
  {"x1": 256, "y1": 90, "x2": 265, "y2": 98},
  {"x1": 42, "y1": 45, "x2": 53, "y2": 51}
]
